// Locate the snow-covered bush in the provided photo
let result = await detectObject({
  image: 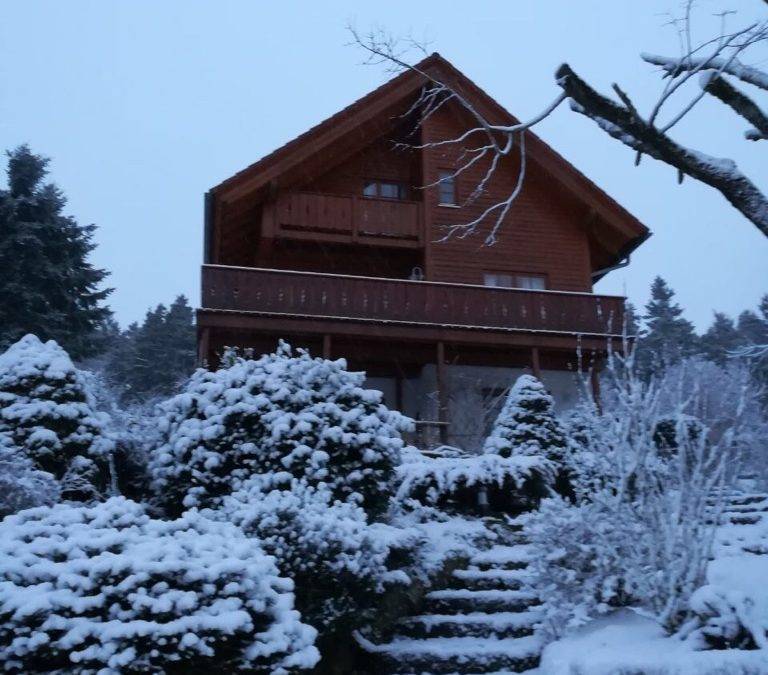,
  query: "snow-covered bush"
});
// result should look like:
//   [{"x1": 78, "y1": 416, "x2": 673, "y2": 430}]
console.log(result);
[
  {"x1": 0, "y1": 497, "x2": 319, "y2": 673},
  {"x1": 484, "y1": 374, "x2": 570, "y2": 497},
  {"x1": 0, "y1": 433, "x2": 60, "y2": 517},
  {"x1": 0, "y1": 334, "x2": 114, "y2": 501},
  {"x1": 520, "y1": 496, "x2": 642, "y2": 639},
  {"x1": 681, "y1": 585, "x2": 768, "y2": 651},
  {"x1": 221, "y1": 472, "x2": 409, "y2": 631},
  {"x1": 396, "y1": 450, "x2": 553, "y2": 513},
  {"x1": 151, "y1": 343, "x2": 410, "y2": 516},
  {"x1": 525, "y1": 350, "x2": 747, "y2": 637}
]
